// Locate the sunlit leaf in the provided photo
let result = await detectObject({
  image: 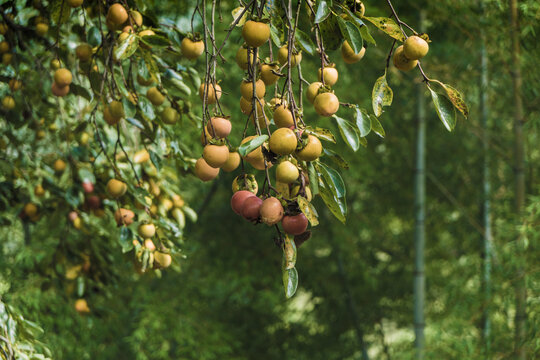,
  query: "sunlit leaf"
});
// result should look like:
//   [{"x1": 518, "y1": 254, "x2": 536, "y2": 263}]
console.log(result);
[
  {"x1": 282, "y1": 267, "x2": 298, "y2": 298},
  {"x1": 370, "y1": 115, "x2": 385, "y2": 138},
  {"x1": 238, "y1": 135, "x2": 268, "y2": 157},
  {"x1": 372, "y1": 71, "x2": 393, "y2": 117},
  {"x1": 297, "y1": 196, "x2": 319, "y2": 226},
  {"x1": 355, "y1": 108, "x2": 371, "y2": 137},
  {"x1": 337, "y1": 16, "x2": 363, "y2": 54},
  {"x1": 333, "y1": 115, "x2": 360, "y2": 151},
  {"x1": 314, "y1": 0, "x2": 331, "y2": 24},
  {"x1": 363, "y1": 17, "x2": 405, "y2": 42},
  {"x1": 429, "y1": 86, "x2": 457, "y2": 131}
]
